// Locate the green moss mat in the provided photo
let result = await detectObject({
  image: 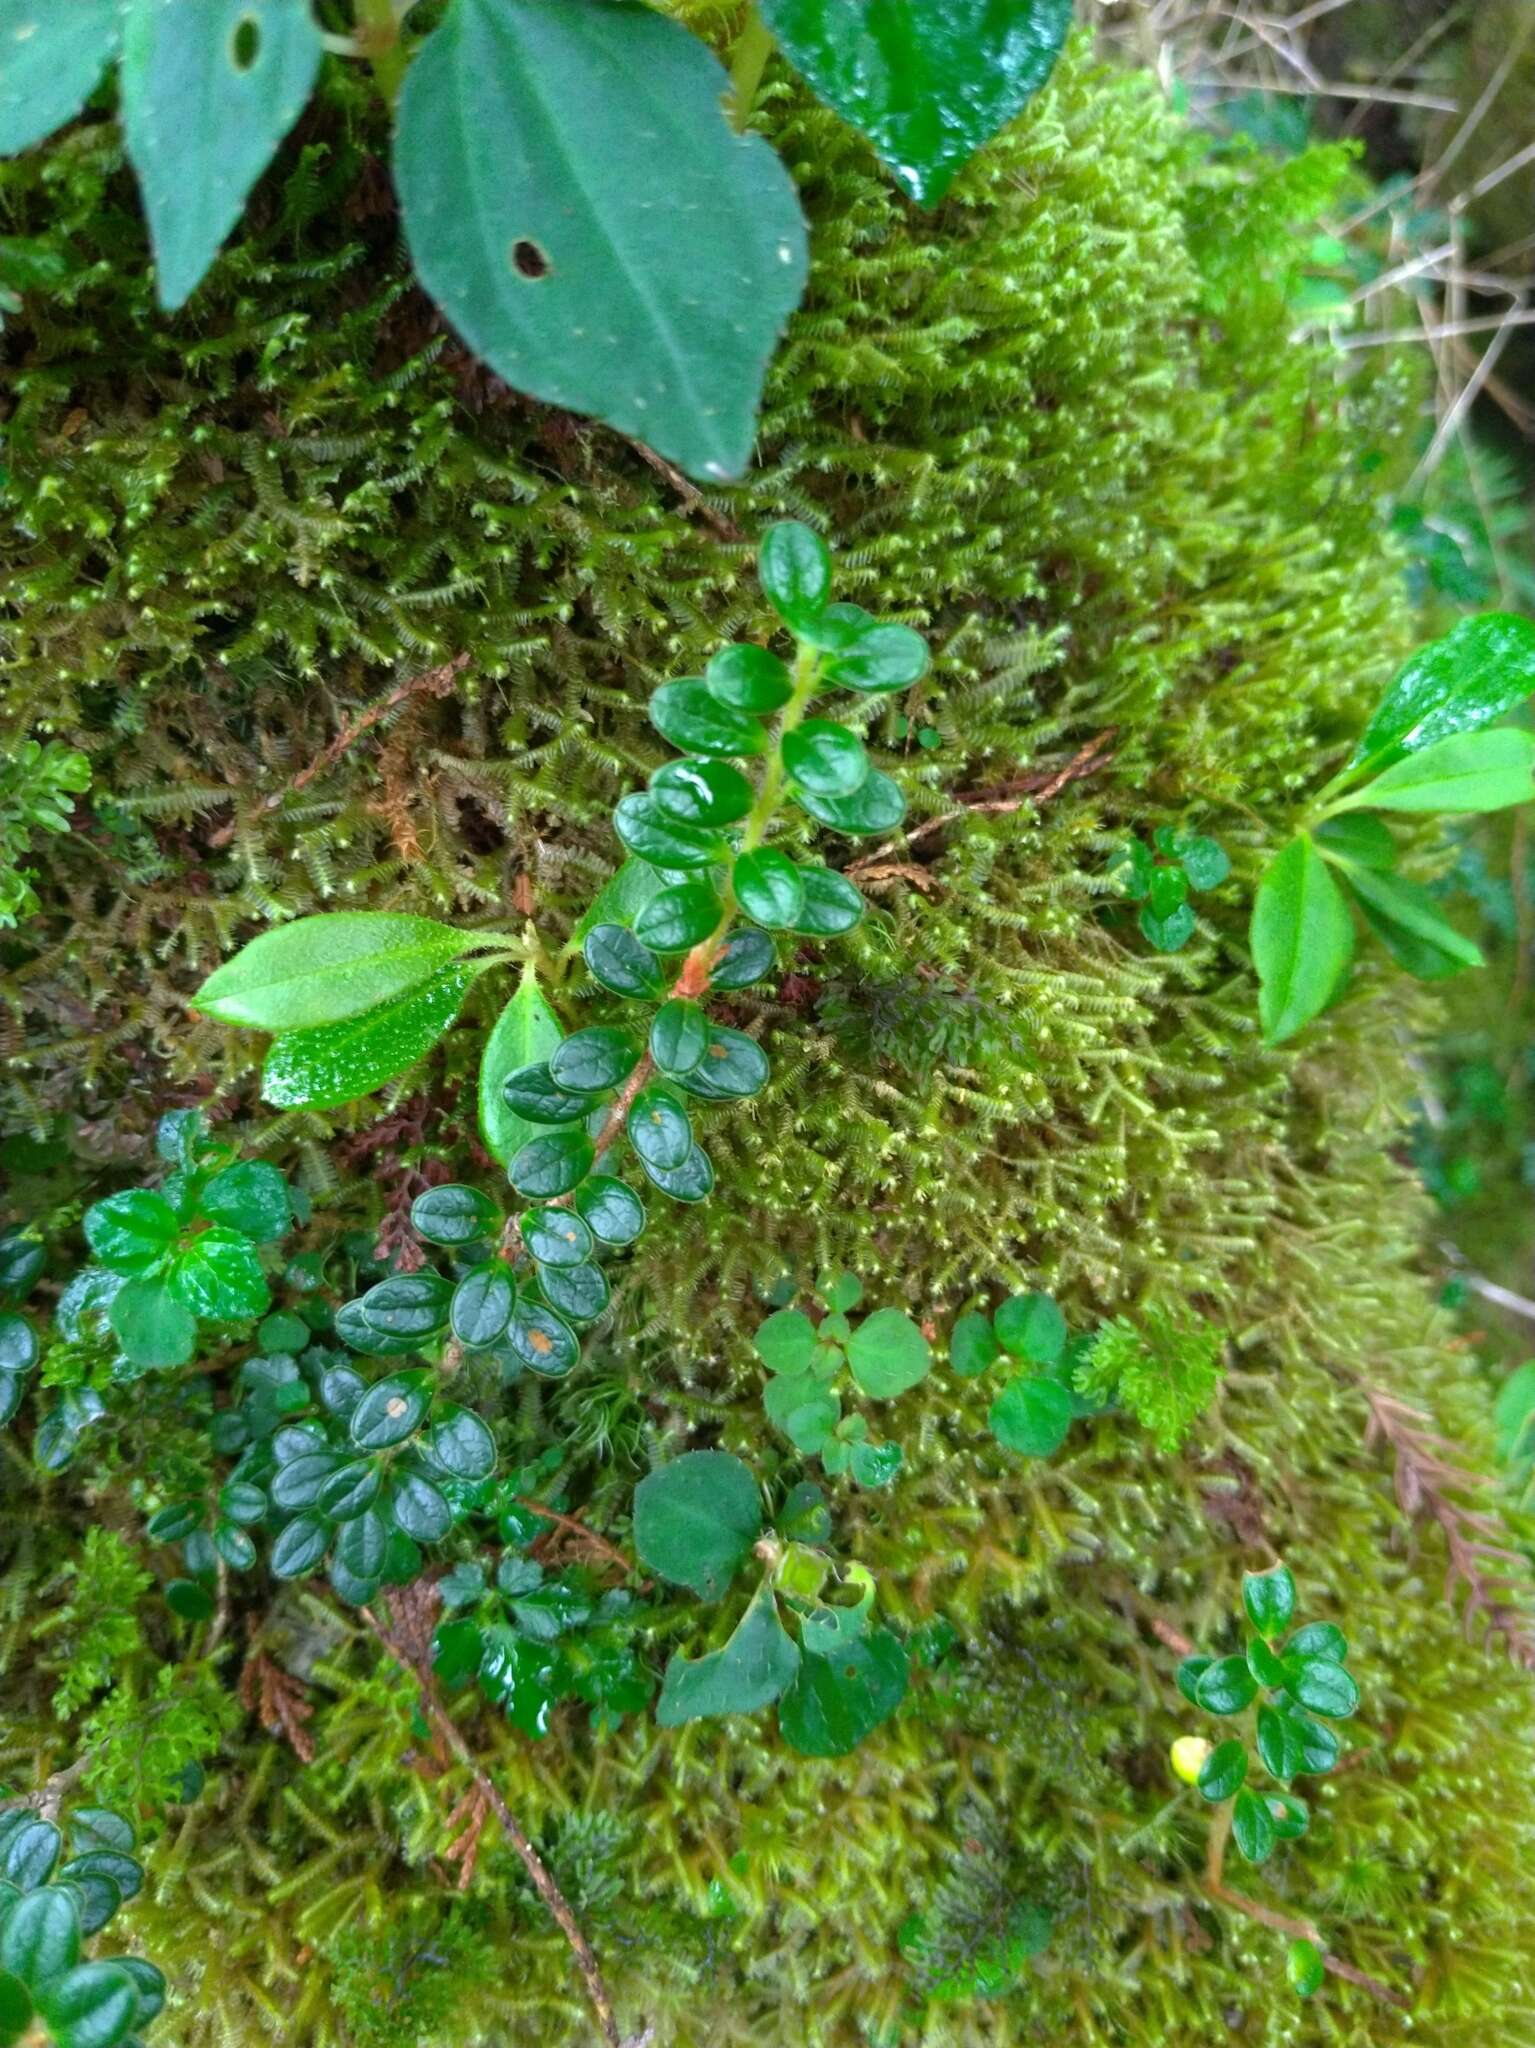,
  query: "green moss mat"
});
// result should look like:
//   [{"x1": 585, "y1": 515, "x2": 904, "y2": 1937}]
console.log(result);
[{"x1": 2, "y1": 30, "x2": 1533, "y2": 2048}]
